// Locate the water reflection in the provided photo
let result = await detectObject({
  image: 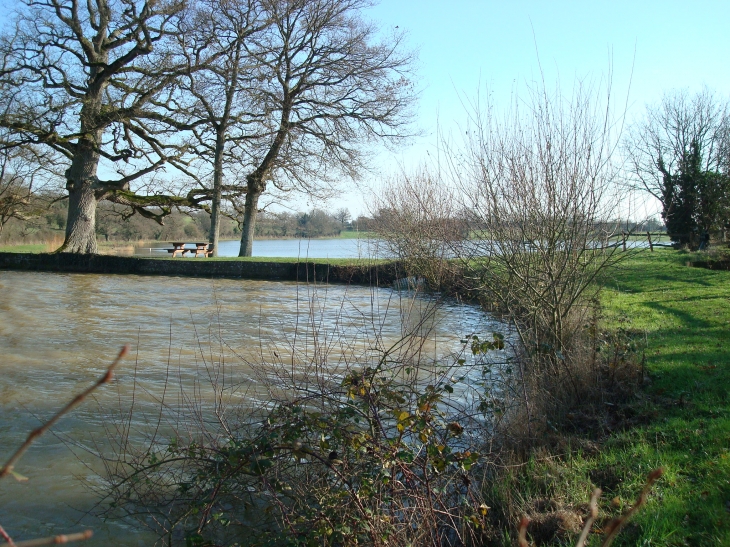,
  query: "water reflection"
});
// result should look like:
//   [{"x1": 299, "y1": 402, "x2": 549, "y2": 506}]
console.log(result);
[{"x1": 0, "y1": 271, "x2": 495, "y2": 546}]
